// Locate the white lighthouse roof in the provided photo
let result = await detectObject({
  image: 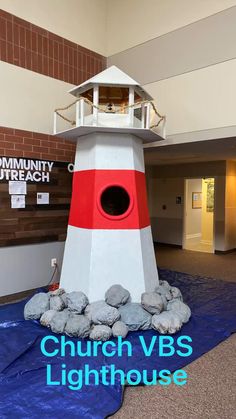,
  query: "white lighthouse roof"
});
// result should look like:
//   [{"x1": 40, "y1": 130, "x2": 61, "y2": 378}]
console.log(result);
[{"x1": 69, "y1": 65, "x2": 153, "y2": 100}]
